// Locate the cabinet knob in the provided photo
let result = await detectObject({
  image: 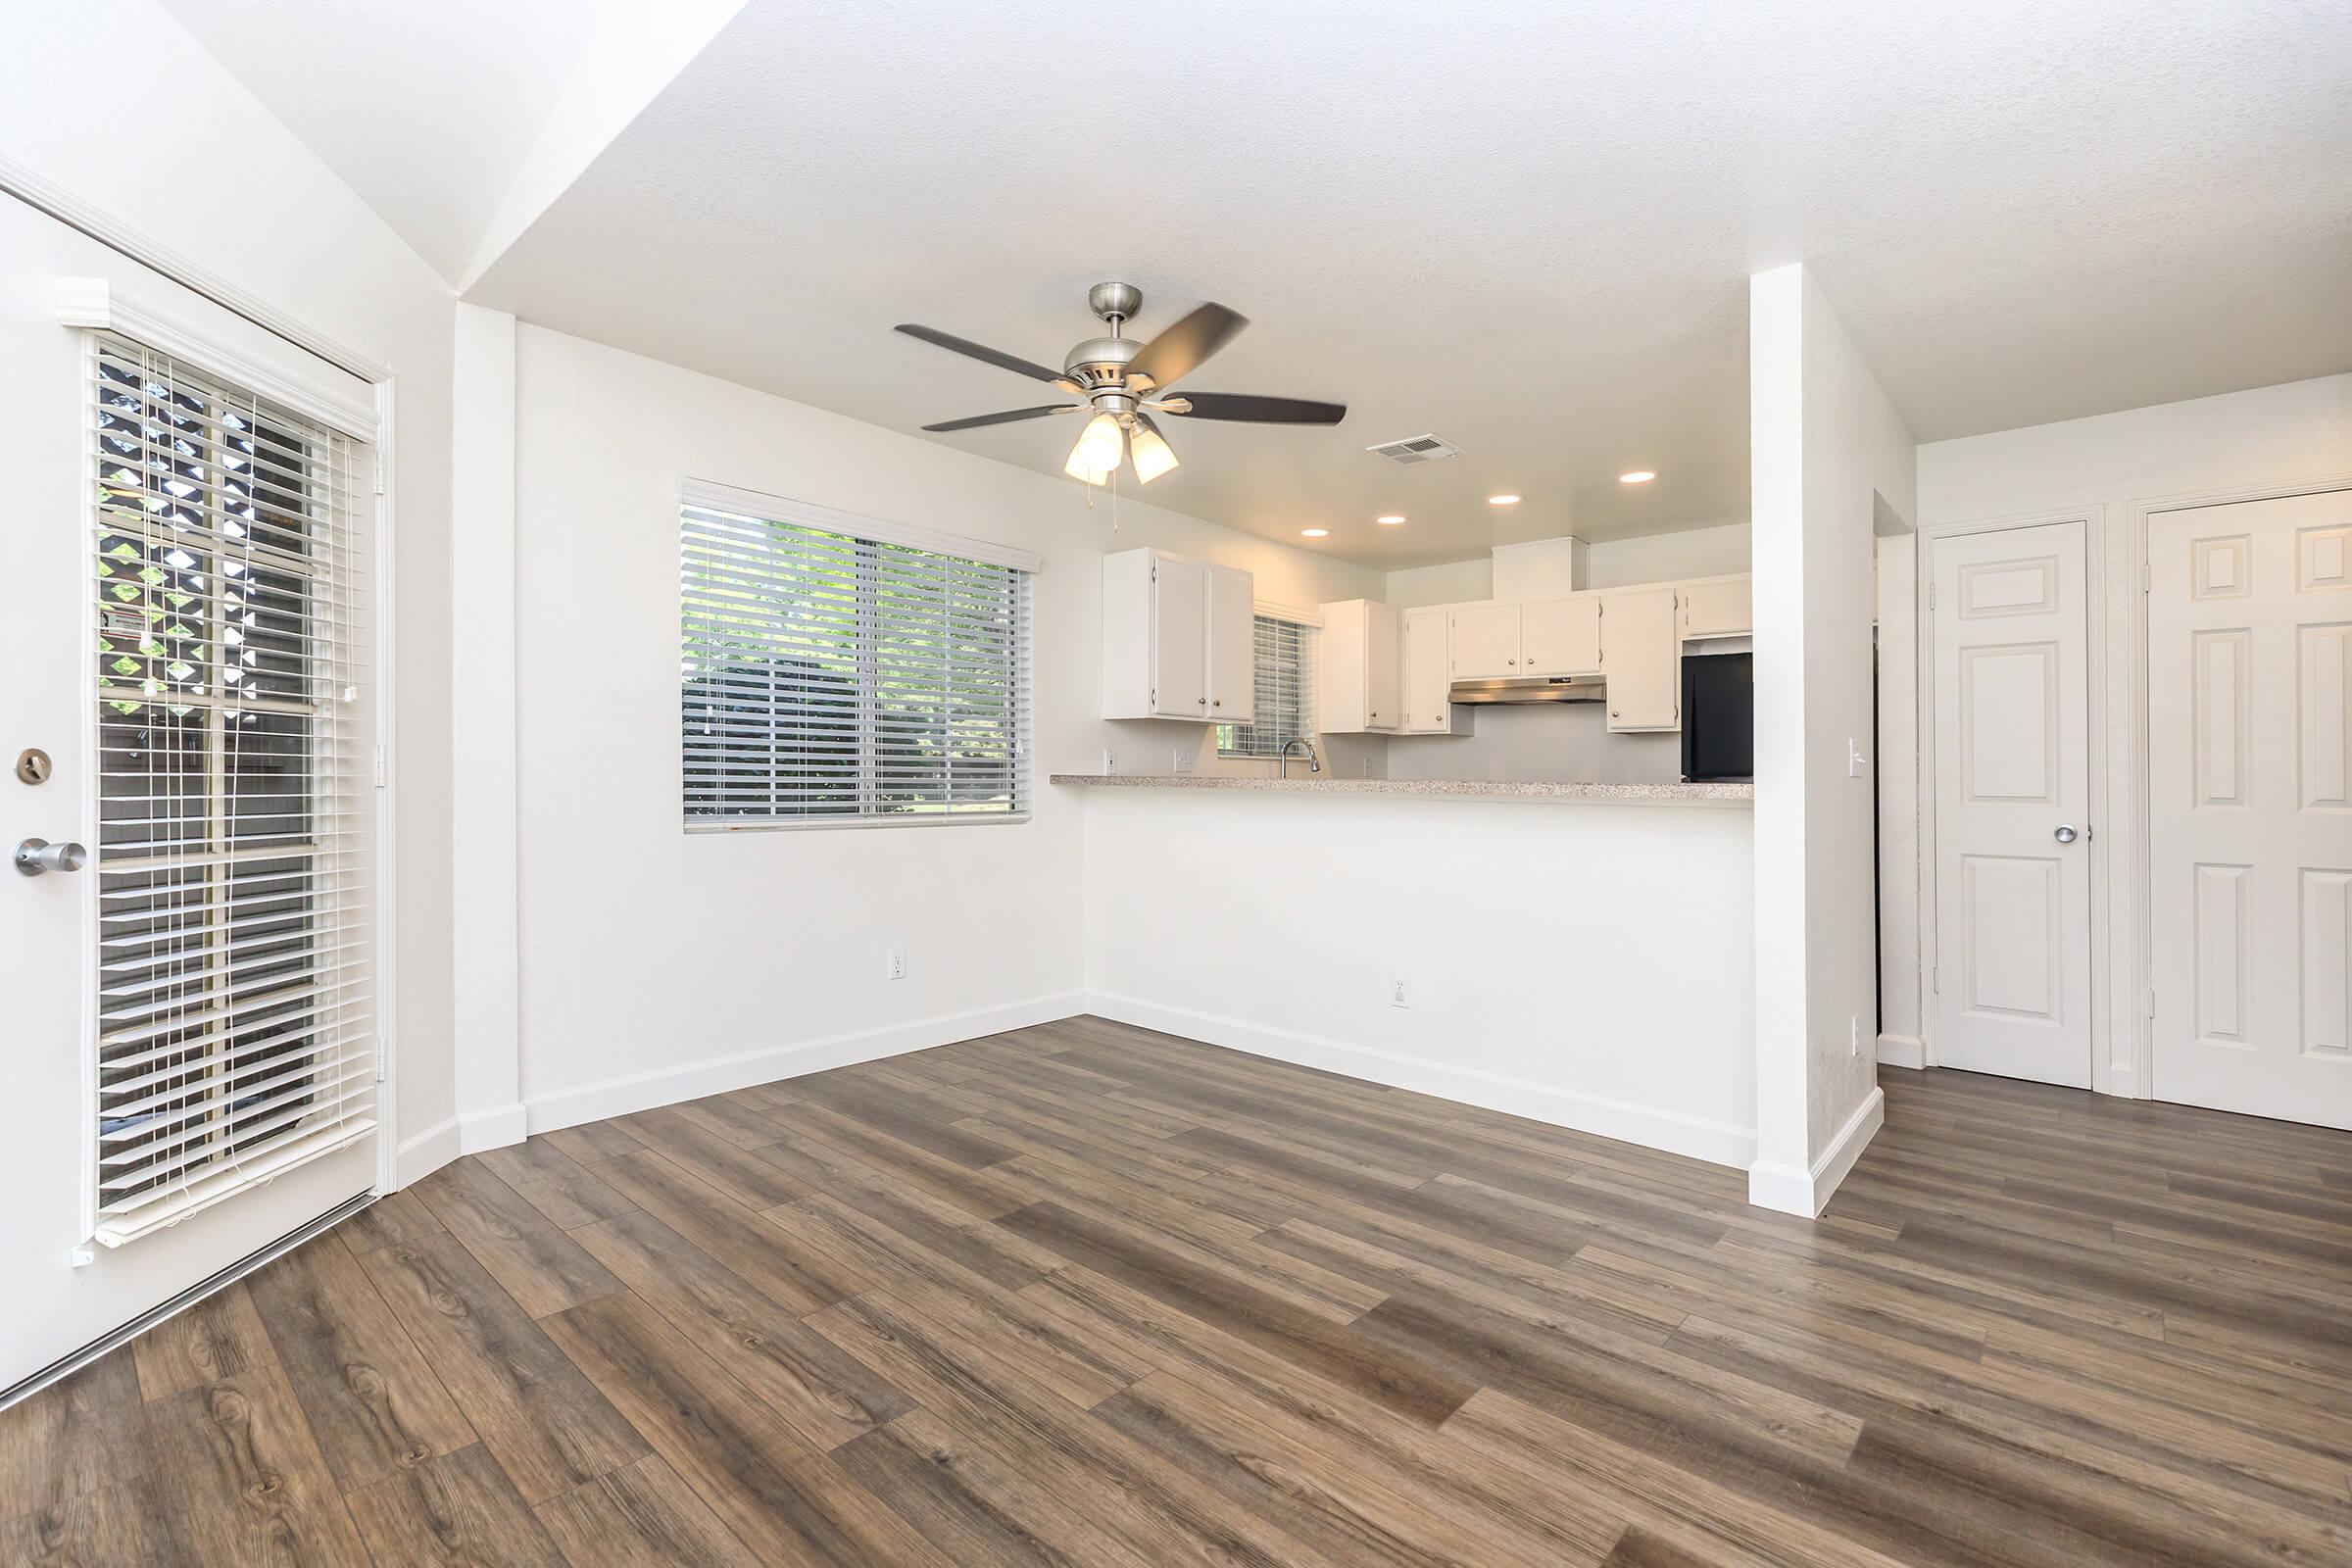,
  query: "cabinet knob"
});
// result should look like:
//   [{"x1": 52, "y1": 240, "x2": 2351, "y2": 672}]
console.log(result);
[
  {"x1": 1507, "y1": 658, "x2": 1516, "y2": 666},
  {"x1": 1212, "y1": 700, "x2": 1221, "y2": 708},
  {"x1": 1198, "y1": 697, "x2": 1207, "y2": 706}
]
